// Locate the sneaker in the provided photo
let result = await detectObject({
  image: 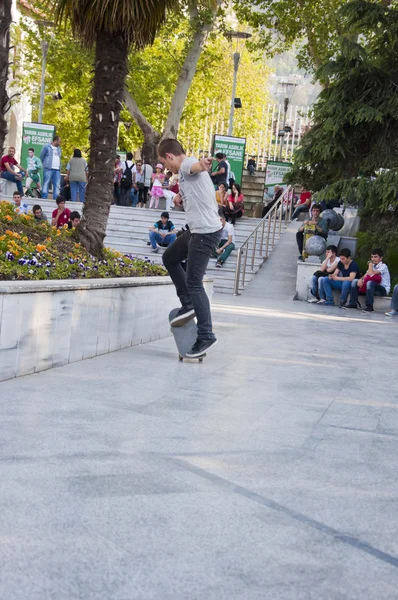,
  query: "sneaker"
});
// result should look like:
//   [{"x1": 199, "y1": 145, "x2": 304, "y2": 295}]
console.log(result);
[
  {"x1": 215, "y1": 261, "x2": 223, "y2": 268},
  {"x1": 151, "y1": 248, "x2": 159, "y2": 253},
  {"x1": 186, "y1": 338, "x2": 218, "y2": 358},
  {"x1": 339, "y1": 302, "x2": 347, "y2": 309},
  {"x1": 346, "y1": 304, "x2": 358, "y2": 309},
  {"x1": 170, "y1": 306, "x2": 195, "y2": 327},
  {"x1": 317, "y1": 299, "x2": 326, "y2": 304},
  {"x1": 385, "y1": 310, "x2": 398, "y2": 317},
  {"x1": 324, "y1": 300, "x2": 335, "y2": 306},
  {"x1": 308, "y1": 297, "x2": 318, "y2": 303},
  {"x1": 298, "y1": 255, "x2": 304, "y2": 262},
  {"x1": 362, "y1": 306, "x2": 374, "y2": 313}
]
